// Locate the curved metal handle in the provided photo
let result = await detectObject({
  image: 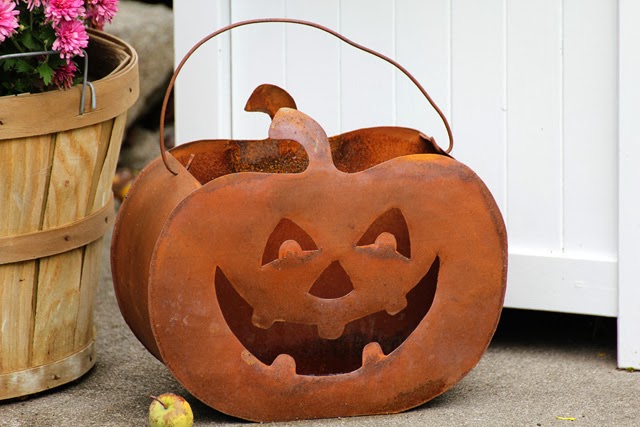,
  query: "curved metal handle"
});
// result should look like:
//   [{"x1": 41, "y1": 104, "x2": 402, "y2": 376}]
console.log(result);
[
  {"x1": 0, "y1": 49, "x2": 95, "y2": 114},
  {"x1": 160, "y1": 18, "x2": 454, "y2": 175}
]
